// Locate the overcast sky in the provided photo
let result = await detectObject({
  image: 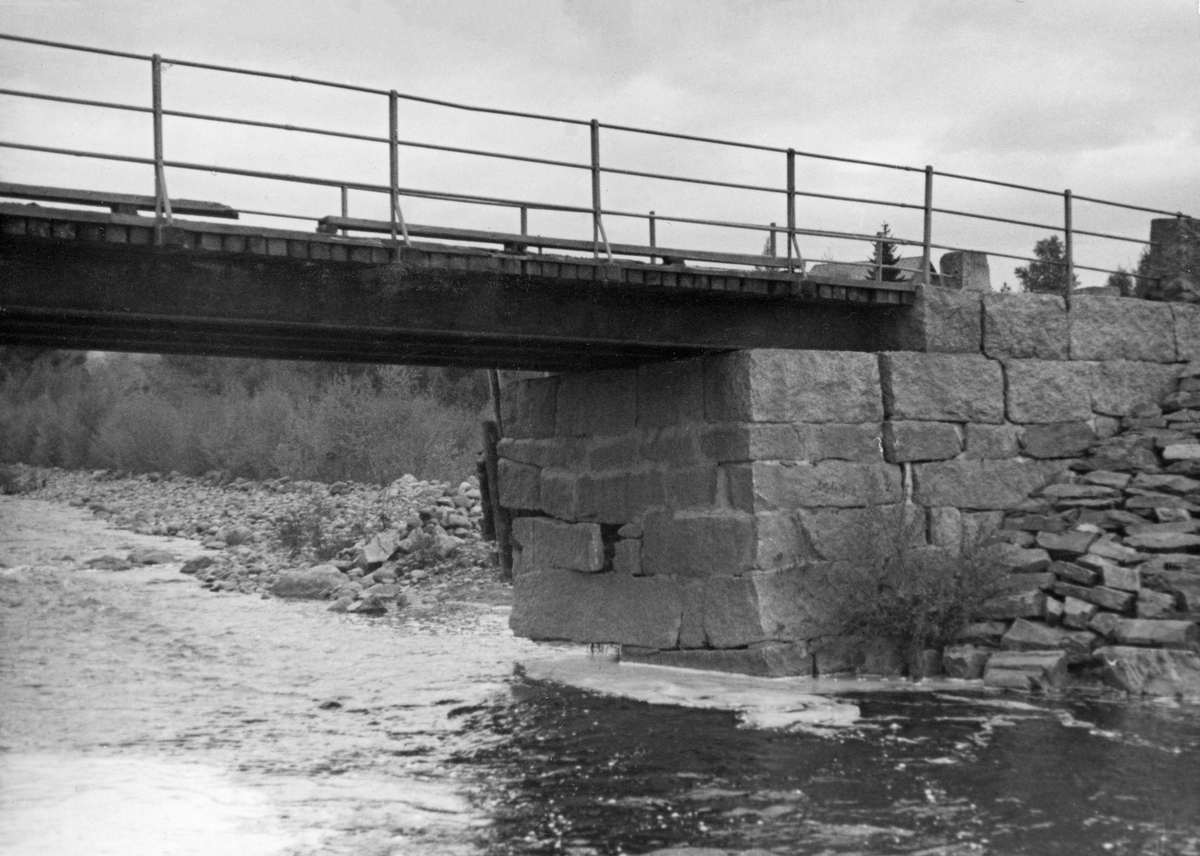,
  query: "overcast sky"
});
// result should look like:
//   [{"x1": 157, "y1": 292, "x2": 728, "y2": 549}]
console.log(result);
[{"x1": 2, "y1": 0, "x2": 1198, "y2": 288}]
